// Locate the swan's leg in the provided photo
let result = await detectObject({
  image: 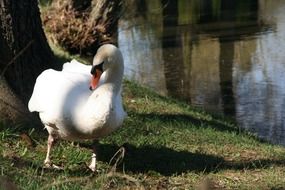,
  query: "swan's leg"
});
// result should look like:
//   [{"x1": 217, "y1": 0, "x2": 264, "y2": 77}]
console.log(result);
[
  {"x1": 44, "y1": 134, "x2": 54, "y2": 166},
  {"x1": 88, "y1": 140, "x2": 98, "y2": 172},
  {"x1": 44, "y1": 134, "x2": 62, "y2": 169}
]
